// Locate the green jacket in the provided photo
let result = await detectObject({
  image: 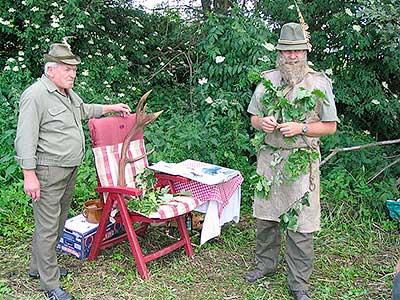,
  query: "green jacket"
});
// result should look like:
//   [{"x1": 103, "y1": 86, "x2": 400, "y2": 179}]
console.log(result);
[{"x1": 14, "y1": 75, "x2": 103, "y2": 169}]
